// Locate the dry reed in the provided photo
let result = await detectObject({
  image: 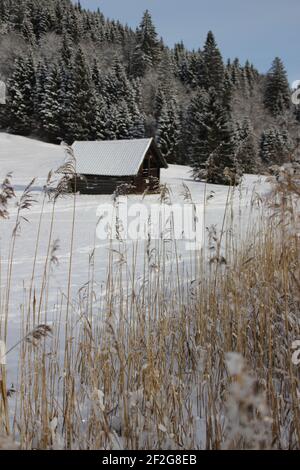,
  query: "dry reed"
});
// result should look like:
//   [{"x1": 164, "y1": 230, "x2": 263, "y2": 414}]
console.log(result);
[{"x1": 0, "y1": 158, "x2": 299, "y2": 450}]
